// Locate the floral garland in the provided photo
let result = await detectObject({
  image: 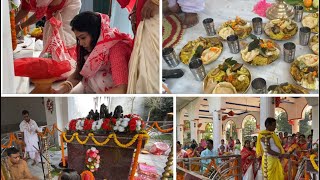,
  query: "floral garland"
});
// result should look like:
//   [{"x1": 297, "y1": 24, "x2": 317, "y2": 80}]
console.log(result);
[
  {"x1": 61, "y1": 132, "x2": 149, "y2": 148},
  {"x1": 46, "y1": 99, "x2": 54, "y2": 114},
  {"x1": 60, "y1": 132, "x2": 149, "y2": 170},
  {"x1": 65, "y1": 114, "x2": 145, "y2": 134},
  {"x1": 85, "y1": 147, "x2": 101, "y2": 172},
  {"x1": 310, "y1": 154, "x2": 319, "y2": 172}
]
